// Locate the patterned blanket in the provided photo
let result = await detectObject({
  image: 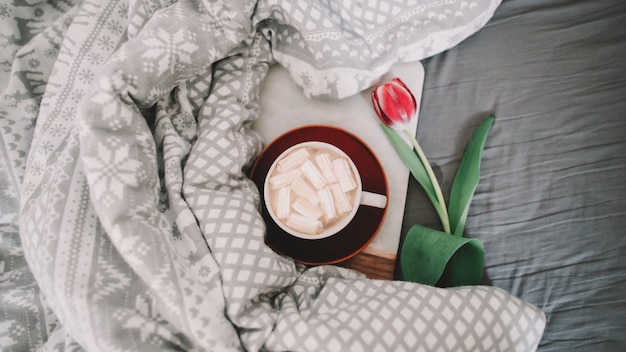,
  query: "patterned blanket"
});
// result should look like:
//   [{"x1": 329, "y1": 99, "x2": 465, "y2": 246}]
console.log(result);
[{"x1": 0, "y1": 0, "x2": 546, "y2": 350}]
